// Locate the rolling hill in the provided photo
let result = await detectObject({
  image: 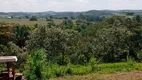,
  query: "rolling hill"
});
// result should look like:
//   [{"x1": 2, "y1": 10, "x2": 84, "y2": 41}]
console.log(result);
[{"x1": 0, "y1": 10, "x2": 142, "y2": 18}]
